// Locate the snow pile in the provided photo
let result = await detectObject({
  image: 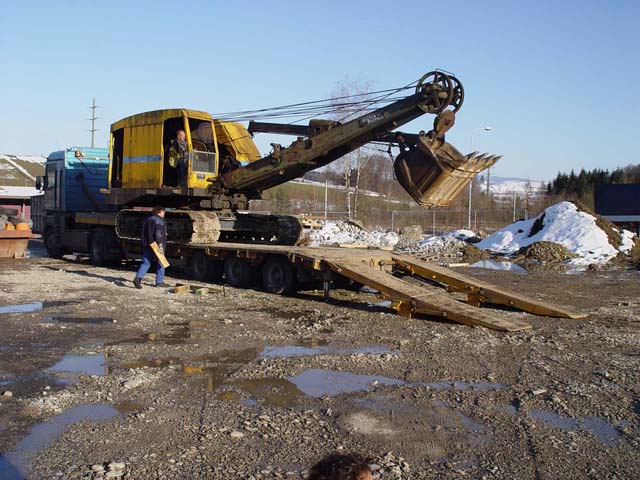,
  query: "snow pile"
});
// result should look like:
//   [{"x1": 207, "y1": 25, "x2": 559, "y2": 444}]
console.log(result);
[
  {"x1": 619, "y1": 230, "x2": 636, "y2": 254},
  {"x1": 476, "y1": 202, "x2": 632, "y2": 266},
  {"x1": 308, "y1": 220, "x2": 398, "y2": 247}
]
